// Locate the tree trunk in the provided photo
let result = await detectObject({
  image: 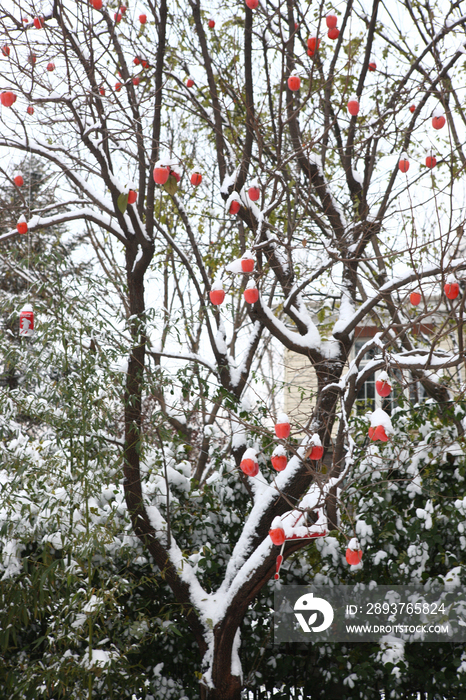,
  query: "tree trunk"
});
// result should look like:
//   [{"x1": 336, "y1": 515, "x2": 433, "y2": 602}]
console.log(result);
[
  {"x1": 123, "y1": 257, "x2": 147, "y2": 520},
  {"x1": 200, "y1": 623, "x2": 242, "y2": 700},
  {"x1": 202, "y1": 675, "x2": 242, "y2": 700}
]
